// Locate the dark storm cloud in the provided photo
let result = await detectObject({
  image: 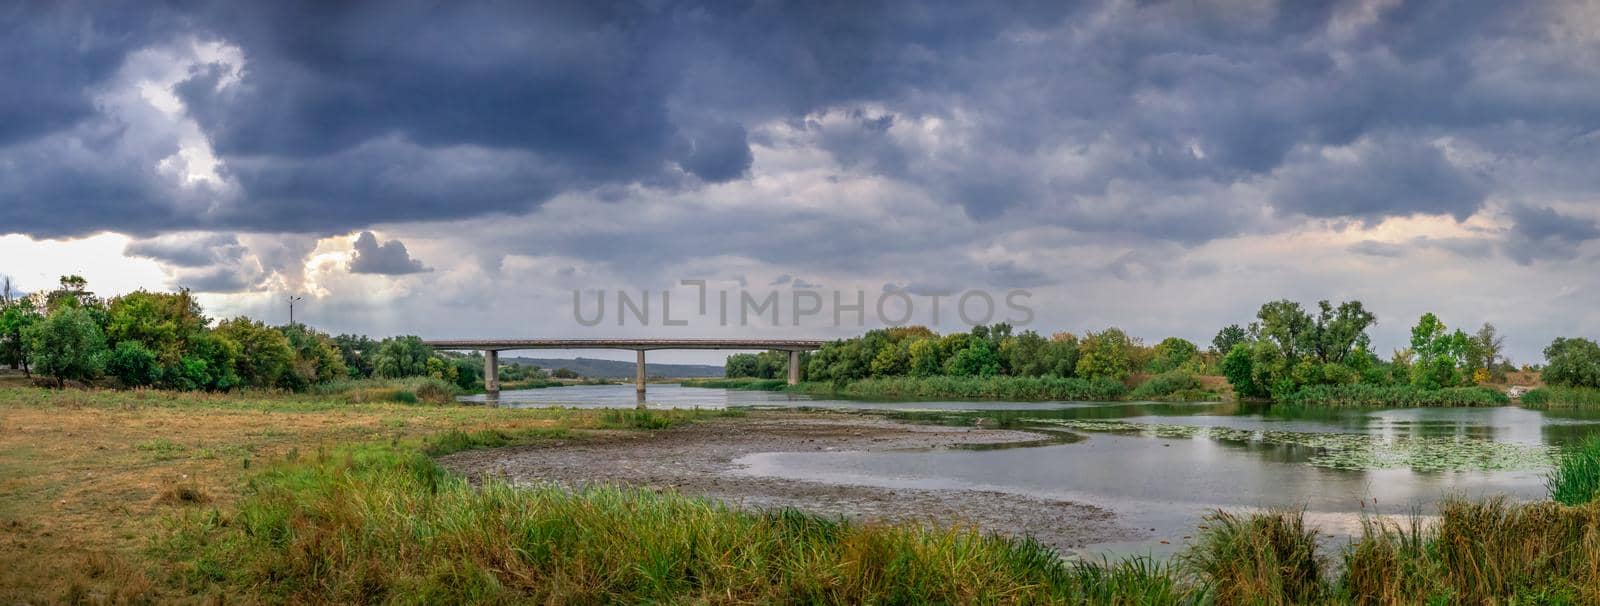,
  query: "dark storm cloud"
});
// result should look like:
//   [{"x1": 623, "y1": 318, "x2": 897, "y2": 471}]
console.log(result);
[
  {"x1": 1, "y1": 0, "x2": 1597, "y2": 262},
  {"x1": 348, "y1": 231, "x2": 430, "y2": 275},
  {"x1": 1271, "y1": 141, "x2": 1488, "y2": 222},
  {"x1": 124, "y1": 234, "x2": 246, "y2": 268},
  {"x1": 1503, "y1": 203, "x2": 1600, "y2": 265}
]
